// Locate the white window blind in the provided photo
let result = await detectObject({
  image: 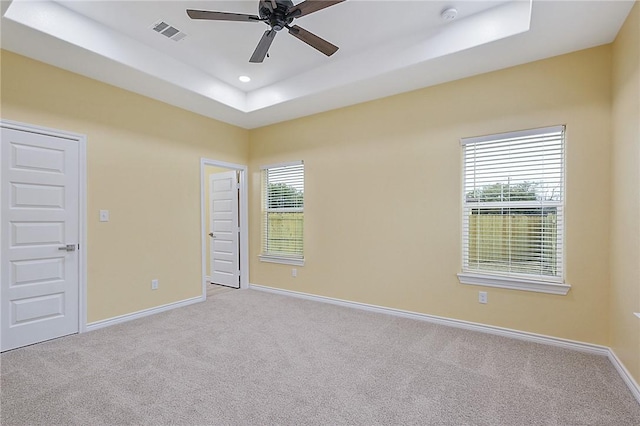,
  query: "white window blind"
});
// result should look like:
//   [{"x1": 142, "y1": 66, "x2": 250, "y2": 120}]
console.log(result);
[
  {"x1": 261, "y1": 161, "x2": 304, "y2": 262},
  {"x1": 461, "y1": 126, "x2": 565, "y2": 283}
]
